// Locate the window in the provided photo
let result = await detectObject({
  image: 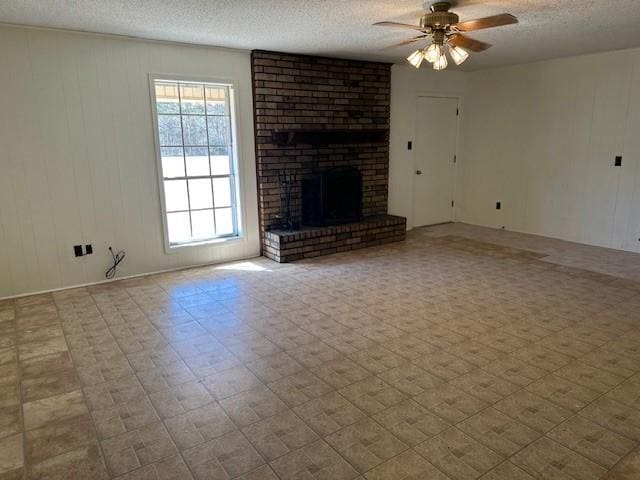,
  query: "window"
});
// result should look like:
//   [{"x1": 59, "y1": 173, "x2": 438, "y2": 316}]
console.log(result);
[{"x1": 151, "y1": 78, "x2": 241, "y2": 248}]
